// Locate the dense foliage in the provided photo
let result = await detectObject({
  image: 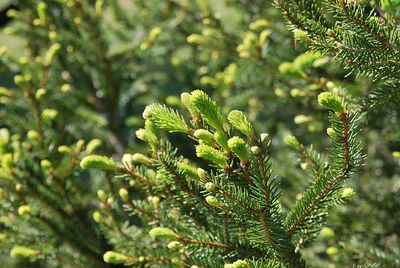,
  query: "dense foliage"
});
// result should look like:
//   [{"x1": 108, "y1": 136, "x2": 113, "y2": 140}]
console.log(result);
[{"x1": 0, "y1": 0, "x2": 399, "y2": 267}]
